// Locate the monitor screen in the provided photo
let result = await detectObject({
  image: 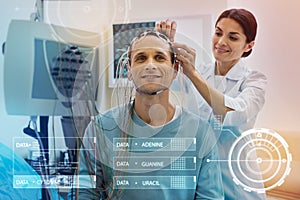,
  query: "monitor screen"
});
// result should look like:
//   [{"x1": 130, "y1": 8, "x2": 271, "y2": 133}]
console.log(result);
[{"x1": 4, "y1": 20, "x2": 101, "y2": 116}]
